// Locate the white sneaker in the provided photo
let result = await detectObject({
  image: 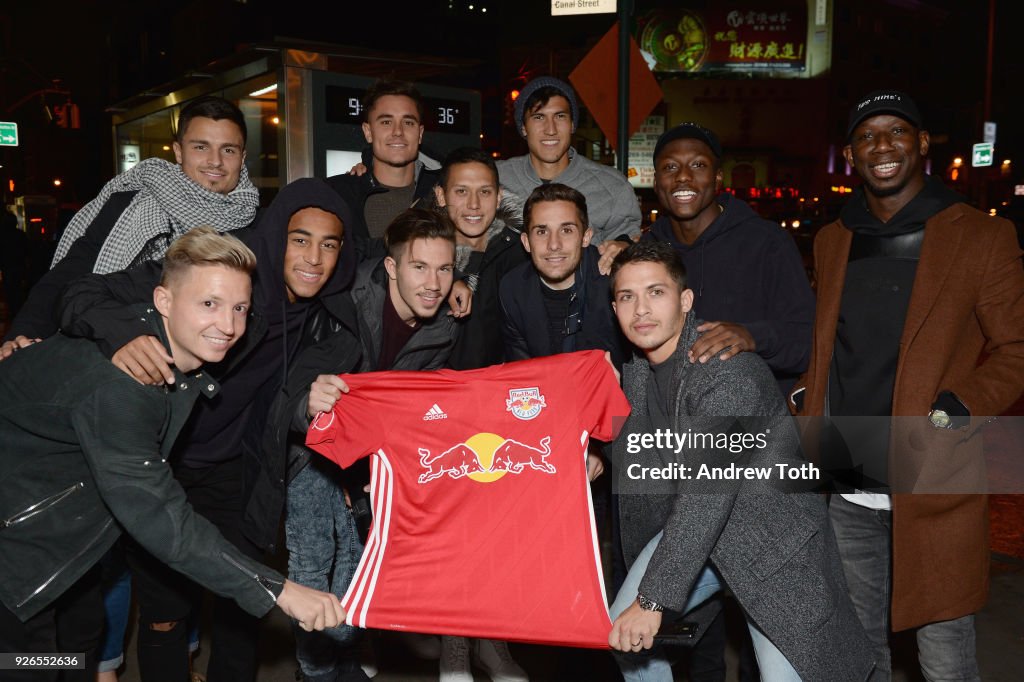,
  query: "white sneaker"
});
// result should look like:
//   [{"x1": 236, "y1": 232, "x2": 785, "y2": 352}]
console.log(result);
[
  {"x1": 440, "y1": 635, "x2": 474, "y2": 682},
  {"x1": 396, "y1": 631, "x2": 442, "y2": 659},
  {"x1": 473, "y1": 638, "x2": 528, "y2": 682}
]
